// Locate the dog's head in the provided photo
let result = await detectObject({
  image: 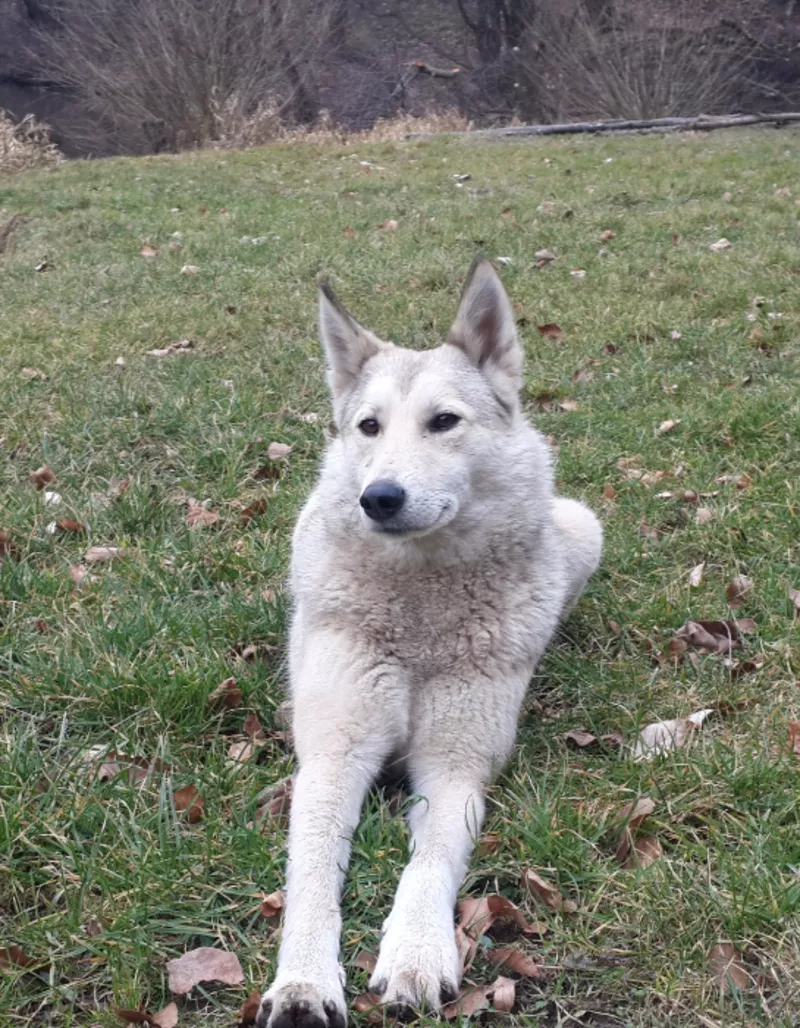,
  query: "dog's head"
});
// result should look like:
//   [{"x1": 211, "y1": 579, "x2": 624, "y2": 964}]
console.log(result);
[{"x1": 318, "y1": 259, "x2": 531, "y2": 539}]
